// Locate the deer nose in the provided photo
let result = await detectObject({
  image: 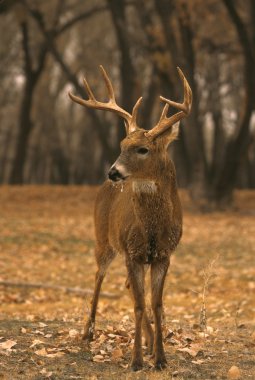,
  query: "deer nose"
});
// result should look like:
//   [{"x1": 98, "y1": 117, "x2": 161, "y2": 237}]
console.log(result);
[{"x1": 108, "y1": 166, "x2": 122, "y2": 182}]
